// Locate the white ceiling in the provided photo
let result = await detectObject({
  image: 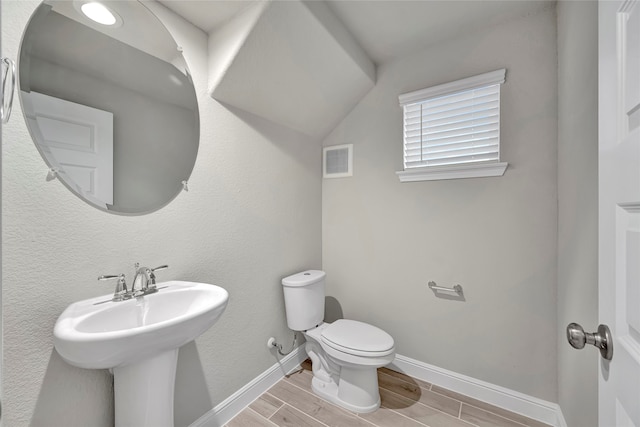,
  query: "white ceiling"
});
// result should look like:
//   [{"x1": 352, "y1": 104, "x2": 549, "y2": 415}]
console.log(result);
[
  {"x1": 157, "y1": 1, "x2": 257, "y2": 33},
  {"x1": 158, "y1": 0, "x2": 553, "y2": 65},
  {"x1": 325, "y1": 0, "x2": 553, "y2": 64}
]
